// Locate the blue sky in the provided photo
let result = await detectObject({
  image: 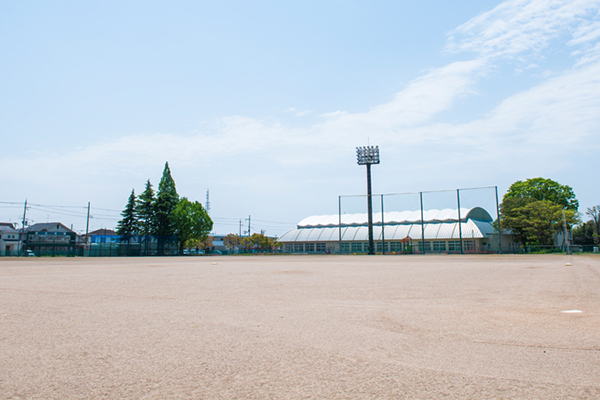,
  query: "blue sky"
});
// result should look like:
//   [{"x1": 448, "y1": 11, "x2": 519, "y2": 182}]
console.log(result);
[{"x1": 1, "y1": 0, "x2": 599, "y2": 236}]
